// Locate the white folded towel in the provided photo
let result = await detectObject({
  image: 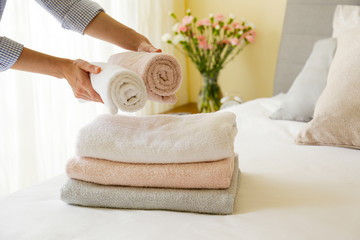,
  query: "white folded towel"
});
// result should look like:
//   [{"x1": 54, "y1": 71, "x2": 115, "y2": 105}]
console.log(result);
[
  {"x1": 90, "y1": 62, "x2": 147, "y2": 114},
  {"x1": 76, "y1": 112, "x2": 238, "y2": 164}
]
